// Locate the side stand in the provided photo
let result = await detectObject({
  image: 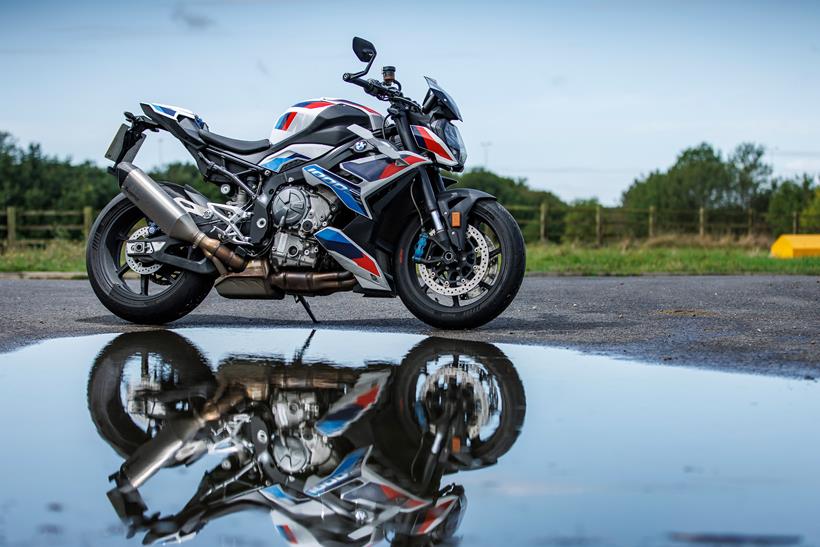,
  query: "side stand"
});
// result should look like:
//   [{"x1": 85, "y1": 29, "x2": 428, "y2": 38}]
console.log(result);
[{"x1": 294, "y1": 295, "x2": 318, "y2": 324}]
